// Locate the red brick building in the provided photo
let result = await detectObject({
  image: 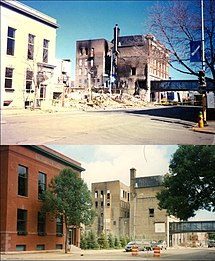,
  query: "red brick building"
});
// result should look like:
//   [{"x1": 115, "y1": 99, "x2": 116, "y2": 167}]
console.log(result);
[{"x1": 0, "y1": 145, "x2": 85, "y2": 252}]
